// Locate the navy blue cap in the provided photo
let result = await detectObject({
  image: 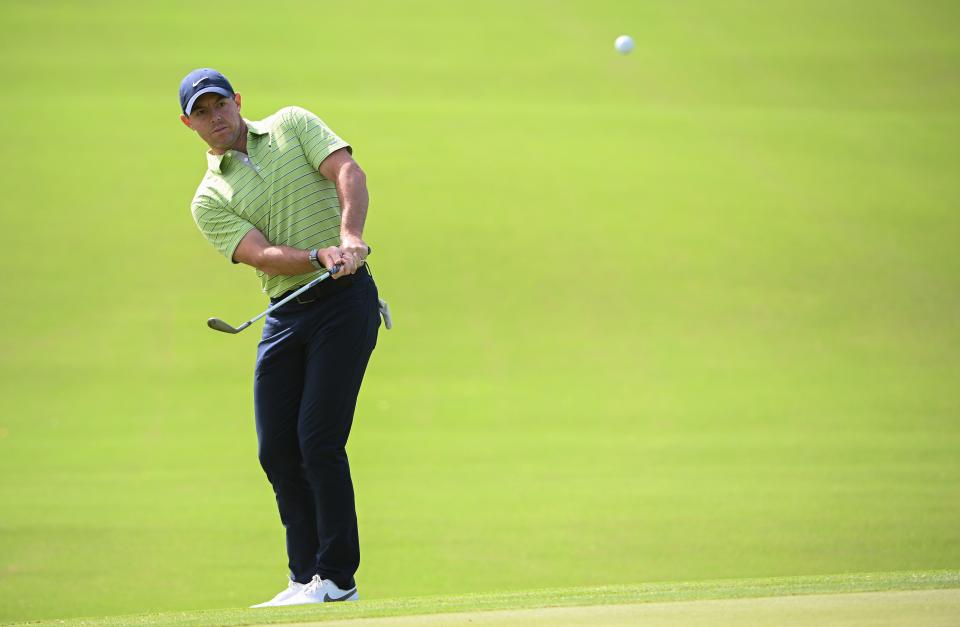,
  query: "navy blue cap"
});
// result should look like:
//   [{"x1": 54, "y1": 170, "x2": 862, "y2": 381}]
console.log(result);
[{"x1": 179, "y1": 68, "x2": 235, "y2": 115}]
